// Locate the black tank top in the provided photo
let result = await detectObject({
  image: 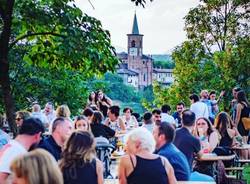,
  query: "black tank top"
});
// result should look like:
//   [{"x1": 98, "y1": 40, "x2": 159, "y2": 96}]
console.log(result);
[
  {"x1": 219, "y1": 130, "x2": 233, "y2": 147},
  {"x1": 240, "y1": 103, "x2": 250, "y2": 119},
  {"x1": 127, "y1": 155, "x2": 168, "y2": 184},
  {"x1": 62, "y1": 159, "x2": 98, "y2": 184}
]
